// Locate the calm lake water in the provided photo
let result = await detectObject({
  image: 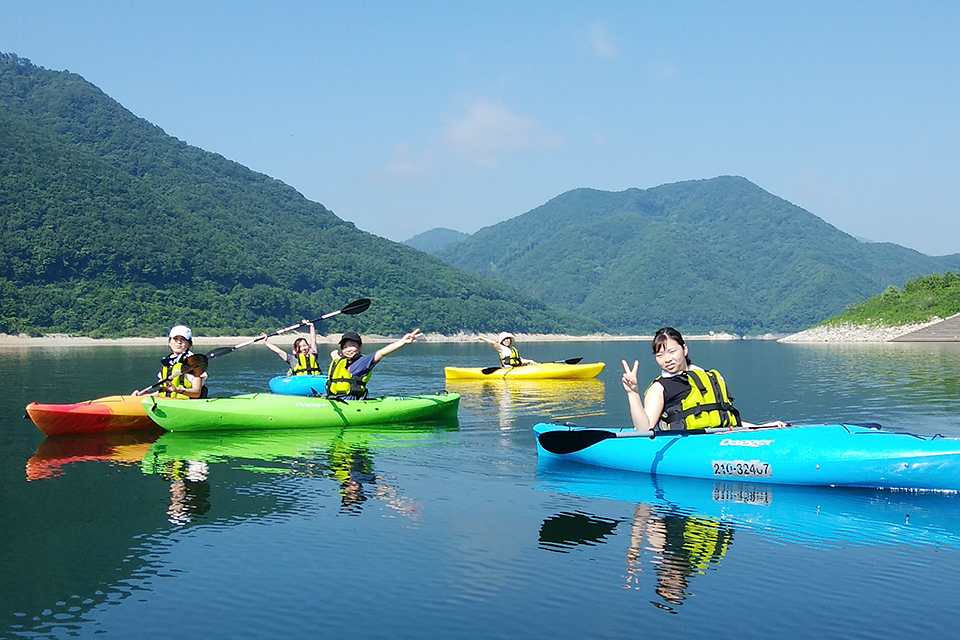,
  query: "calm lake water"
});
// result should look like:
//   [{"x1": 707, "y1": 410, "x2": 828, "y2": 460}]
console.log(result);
[{"x1": 3, "y1": 339, "x2": 960, "y2": 639}]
